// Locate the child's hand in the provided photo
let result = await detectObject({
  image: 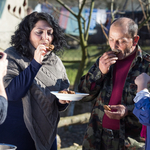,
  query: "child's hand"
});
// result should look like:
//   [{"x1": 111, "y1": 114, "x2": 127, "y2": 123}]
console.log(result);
[{"x1": 135, "y1": 73, "x2": 150, "y2": 92}]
